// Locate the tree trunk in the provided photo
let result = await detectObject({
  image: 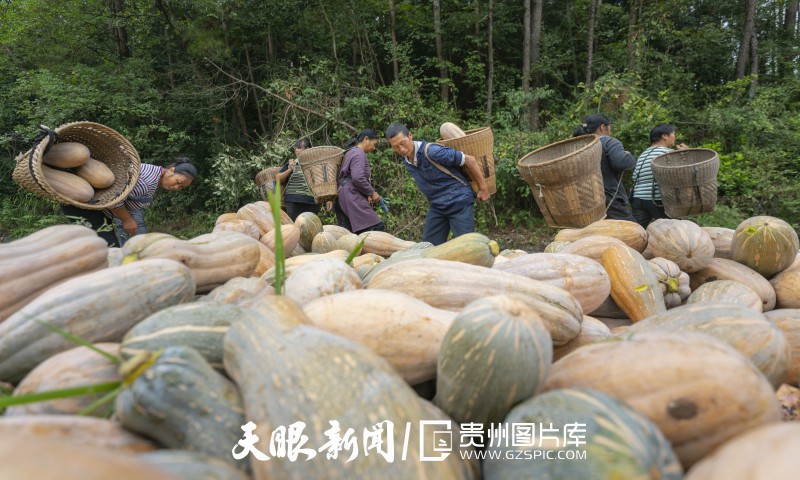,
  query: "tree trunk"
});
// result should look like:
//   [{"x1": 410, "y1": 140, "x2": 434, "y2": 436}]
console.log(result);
[
  {"x1": 531, "y1": 0, "x2": 542, "y2": 130},
  {"x1": 112, "y1": 0, "x2": 131, "y2": 58},
  {"x1": 522, "y1": 0, "x2": 531, "y2": 124},
  {"x1": 783, "y1": 0, "x2": 799, "y2": 75},
  {"x1": 245, "y1": 46, "x2": 267, "y2": 136},
  {"x1": 318, "y1": 0, "x2": 339, "y2": 76},
  {"x1": 475, "y1": 1, "x2": 481, "y2": 37},
  {"x1": 626, "y1": 0, "x2": 642, "y2": 71},
  {"x1": 487, "y1": 0, "x2": 494, "y2": 120},
  {"x1": 748, "y1": 29, "x2": 759, "y2": 98},
  {"x1": 565, "y1": 0, "x2": 579, "y2": 85},
  {"x1": 433, "y1": 0, "x2": 449, "y2": 102},
  {"x1": 389, "y1": 0, "x2": 399, "y2": 82},
  {"x1": 266, "y1": 26, "x2": 276, "y2": 63},
  {"x1": 736, "y1": 0, "x2": 757, "y2": 80},
  {"x1": 586, "y1": 0, "x2": 600, "y2": 87}
]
